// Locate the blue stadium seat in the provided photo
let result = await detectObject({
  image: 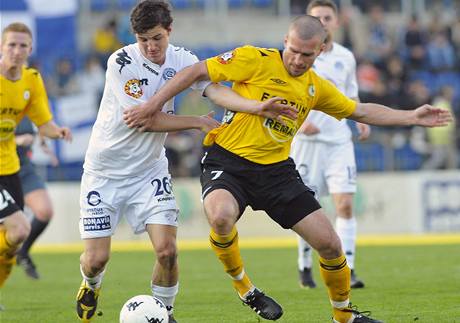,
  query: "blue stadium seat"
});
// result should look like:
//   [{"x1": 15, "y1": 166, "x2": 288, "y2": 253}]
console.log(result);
[
  {"x1": 251, "y1": 0, "x2": 272, "y2": 7},
  {"x1": 394, "y1": 144, "x2": 423, "y2": 170},
  {"x1": 170, "y1": 0, "x2": 192, "y2": 9},
  {"x1": 355, "y1": 142, "x2": 385, "y2": 171},
  {"x1": 116, "y1": 0, "x2": 136, "y2": 10},
  {"x1": 228, "y1": 0, "x2": 245, "y2": 8},
  {"x1": 90, "y1": 0, "x2": 110, "y2": 12}
]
